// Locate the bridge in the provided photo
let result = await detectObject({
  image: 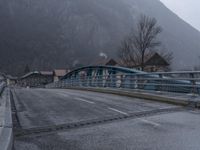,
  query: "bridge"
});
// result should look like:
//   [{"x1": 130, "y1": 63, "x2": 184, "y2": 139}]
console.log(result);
[{"x1": 1, "y1": 66, "x2": 200, "y2": 150}]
